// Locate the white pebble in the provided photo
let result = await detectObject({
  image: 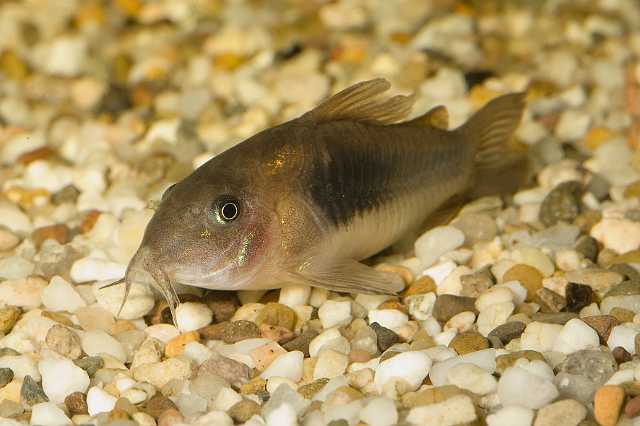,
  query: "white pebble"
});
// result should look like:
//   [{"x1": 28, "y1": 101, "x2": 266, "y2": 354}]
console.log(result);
[
  {"x1": 374, "y1": 351, "x2": 432, "y2": 394},
  {"x1": 318, "y1": 300, "x2": 352, "y2": 329},
  {"x1": 437, "y1": 265, "x2": 470, "y2": 296},
  {"x1": 510, "y1": 247, "x2": 555, "y2": 277},
  {"x1": 476, "y1": 287, "x2": 514, "y2": 311},
  {"x1": 39, "y1": 357, "x2": 90, "y2": 404},
  {"x1": 552, "y1": 319, "x2": 600, "y2": 354},
  {"x1": 86, "y1": 386, "x2": 117, "y2": 416},
  {"x1": 0, "y1": 277, "x2": 46, "y2": 308},
  {"x1": 477, "y1": 302, "x2": 514, "y2": 337},
  {"x1": 407, "y1": 394, "x2": 477, "y2": 426},
  {"x1": 0, "y1": 201, "x2": 32, "y2": 233},
  {"x1": 30, "y1": 402, "x2": 72, "y2": 426},
  {"x1": 444, "y1": 311, "x2": 476, "y2": 333},
  {"x1": 607, "y1": 324, "x2": 640, "y2": 354},
  {"x1": 41, "y1": 276, "x2": 87, "y2": 313},
  {"x1": 486, "y1": 406, "x2": 534, "y2": 426},
  {"x1": 309, "y1": 328, "x2": 347, "y2": 357},
  {"x1": 555, "y1": 109, "x2": 591, "y2": 141},
  {"x1": 407, "y1": 292, "x2": 437, "y2": 320},
  {"x1": 278, "y1": 285, "x2": 311, "y2": 307},
  {"x1": 494, "y1": 281, "x2": 527, "y2": 305},
  {"x1": 0, "y1": 355, "x2": 40, "y2": 380},
  {"x1": 260, "y1": 351, "x2": 304, "y2": 382},
  {"x1": 447, "y1": 362, "x2": 497, "y2": 395},
  {"x1": 498, "y1": 366, "x2": 558, "y2": 409},
  {"x1": 423, "y1": 260, "x2": 457, "y2": 285},
  {"x1": 314, "y1": 349, "x2": 349, "y2": 379},
  {"x1": 265, "y1": 402, "x2": 297, "y2": 426},
  {"x1": 70, "y1": 256, "x2": 126, "y2": 283},
  {"x1": 0, "y1": 255, "x2": 34, "y2": 280},
  {"x1": 429, "y1": 349, "x2": 496, "y2": 386},
  {"x1": 359, "y1": 397, "x2": 398, "y2": 426},
  {"x1": 368, "y1": 309, "x2": 408, "y2": 330},
  {"x1": 520, "y1": 322, "x2": 563, "y2": 352},
  {"x1": 415, "y1": 226, "x2": 465, "y2": 268},
  {"x1": 175, "y1": 302, "x2": 213, "y2": 332},
  {"x1": 591, "y1": 218, "x2": 640, "y2": 254},
  {"x1": 213, "y1": 387, "x2": 243, "y2": 411},
  {"x1": 81, "y1": 330, "x2": 127, "y2": 362}
]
